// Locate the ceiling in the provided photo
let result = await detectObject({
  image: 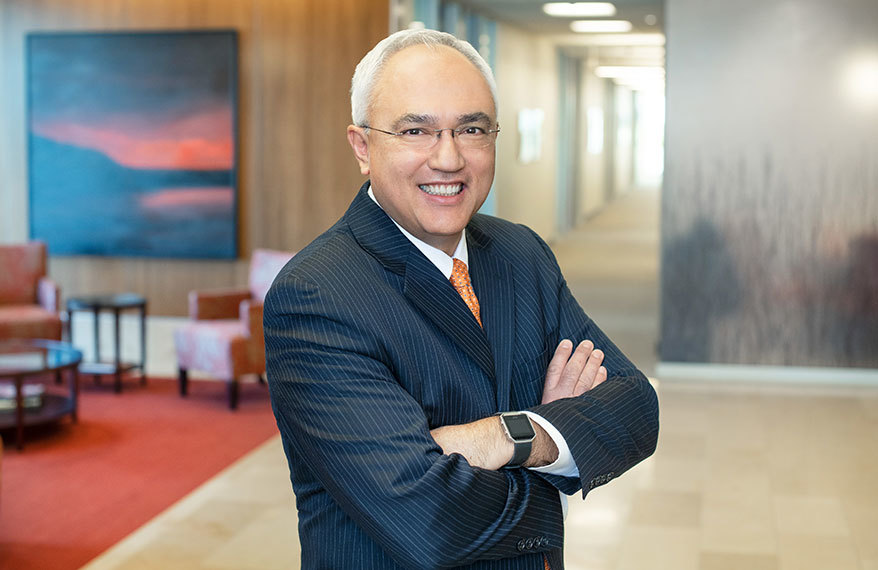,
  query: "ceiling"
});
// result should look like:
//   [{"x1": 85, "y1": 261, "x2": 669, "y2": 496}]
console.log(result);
[
  {"x1": 457, "y1": 0, "x2": 665, "y2": 35},
  {"x1": 454, "y1": 0, "x2": 666, "y2": 67}
]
